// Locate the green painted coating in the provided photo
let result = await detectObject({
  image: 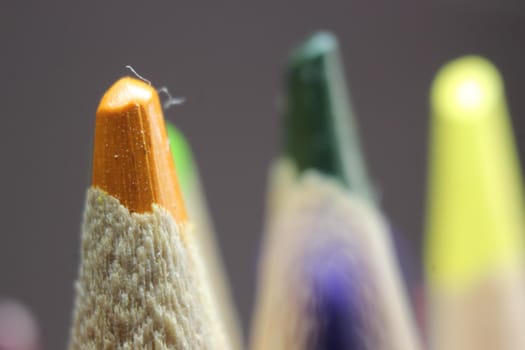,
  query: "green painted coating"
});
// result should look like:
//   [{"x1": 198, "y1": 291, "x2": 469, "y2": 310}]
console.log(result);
[
  {"x1": 166, "y1": 122, "x2": 195, "y2": 196},
  {"x1": 284, "y1": 31, "x2": 374, "y2": 201}
]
